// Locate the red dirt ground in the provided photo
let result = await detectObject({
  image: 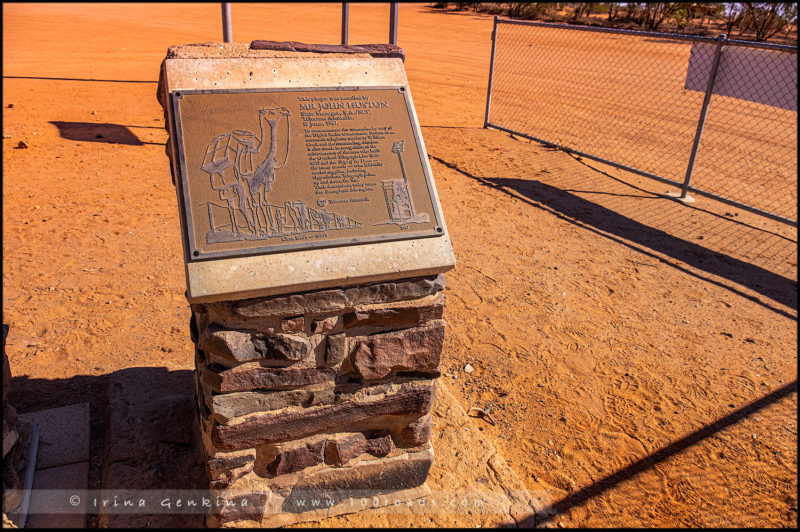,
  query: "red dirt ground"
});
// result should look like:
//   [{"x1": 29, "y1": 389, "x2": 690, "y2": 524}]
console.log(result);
[{"x1": 3, "y1": 3, "x2": 797, "y2": 528}]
